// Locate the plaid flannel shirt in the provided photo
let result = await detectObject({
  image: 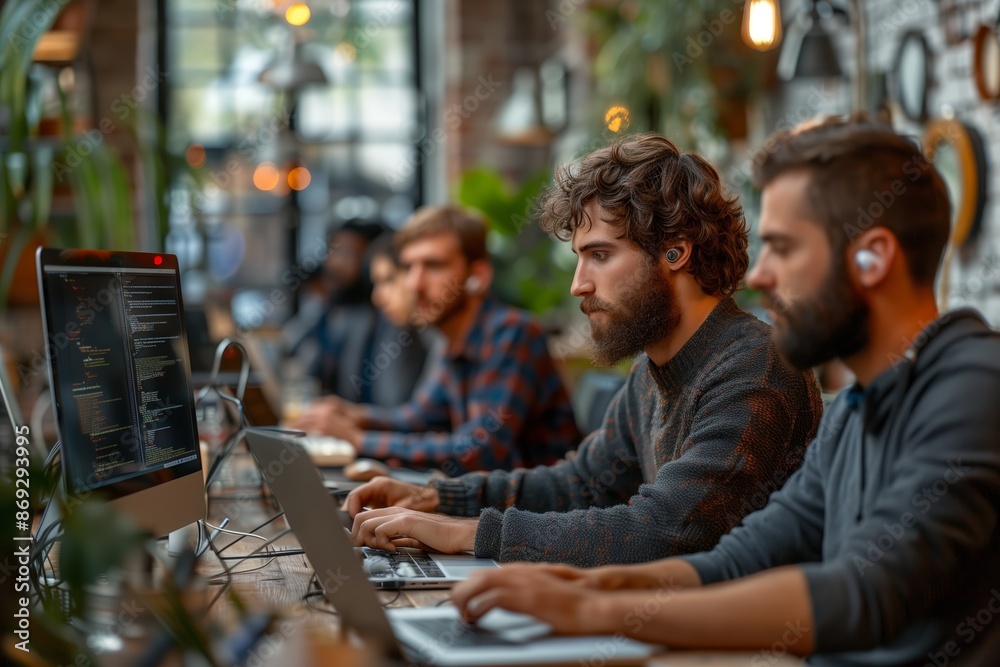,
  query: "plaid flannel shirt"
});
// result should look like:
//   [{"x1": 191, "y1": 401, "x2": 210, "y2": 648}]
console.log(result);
[{"x1": 357, "y1": 298, "x2": 580, "y2": 475}]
